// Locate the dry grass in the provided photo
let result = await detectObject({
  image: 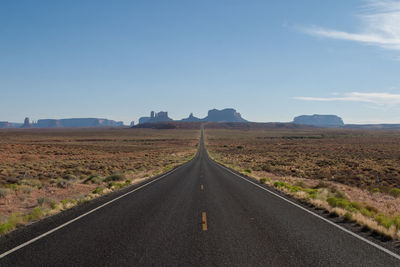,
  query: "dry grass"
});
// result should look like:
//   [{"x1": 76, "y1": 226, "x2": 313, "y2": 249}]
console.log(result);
[
  {"x1": 205, "y1": 128, "x2": 400, "y2": 188},
  {"x1": 0, "y1": 128, "x2": 199, "y2": 234},
  {"x1": 205, "y1": 127, "x2": 400, "y2": 239}
]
